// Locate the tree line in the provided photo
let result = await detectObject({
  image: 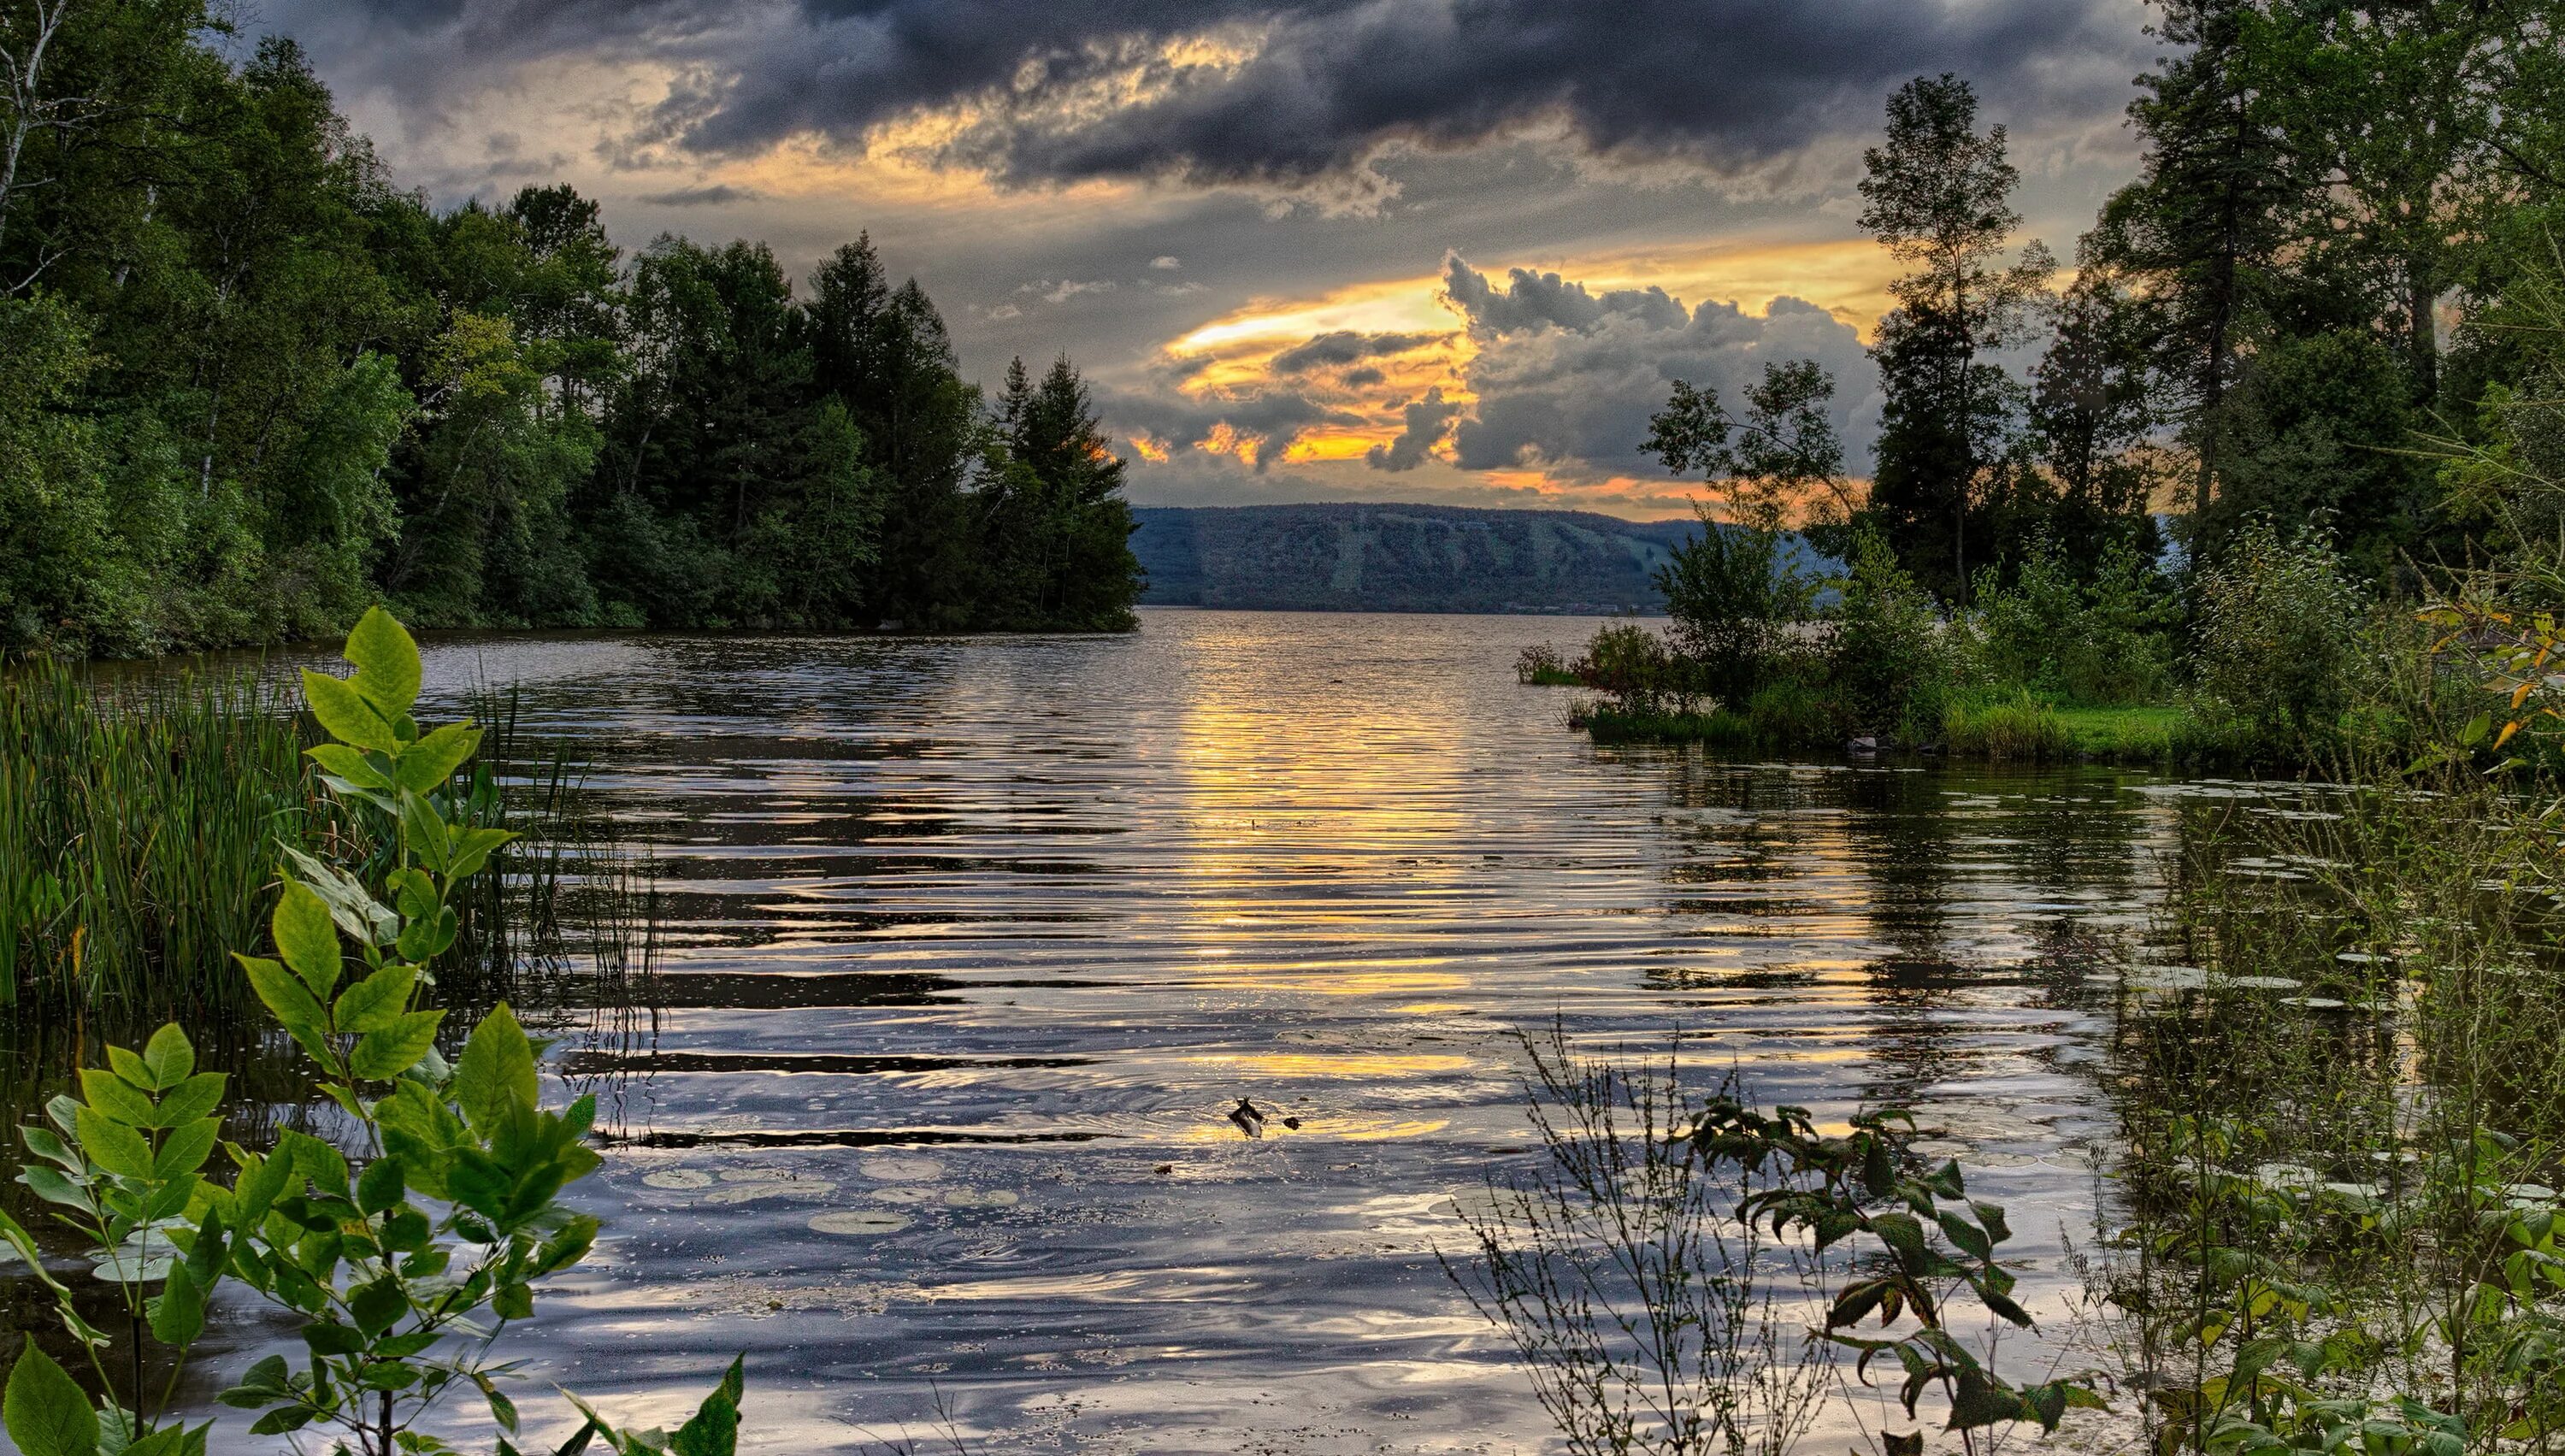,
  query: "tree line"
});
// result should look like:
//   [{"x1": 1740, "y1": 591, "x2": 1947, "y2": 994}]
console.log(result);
[
  {"x1": 1657, "y1": 0, "x2": 2564, "y2": 604},
  {"x1": 0, "y1": 8, "x2": 1142, "y2": 657}
]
